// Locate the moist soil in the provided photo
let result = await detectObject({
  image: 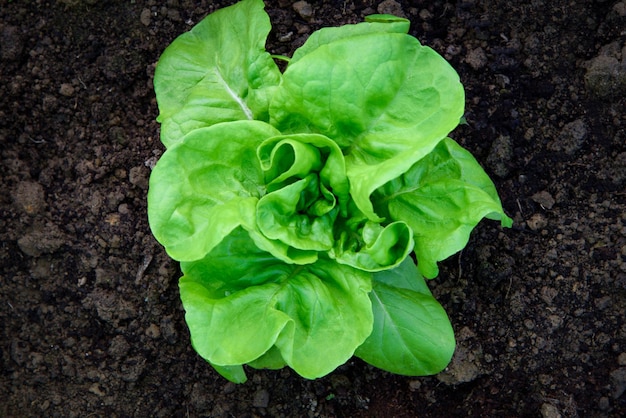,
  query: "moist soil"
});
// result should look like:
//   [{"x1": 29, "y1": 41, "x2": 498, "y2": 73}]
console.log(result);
[{"x1": 1, "y1": 0, "x2": 625, "y2": 416}]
